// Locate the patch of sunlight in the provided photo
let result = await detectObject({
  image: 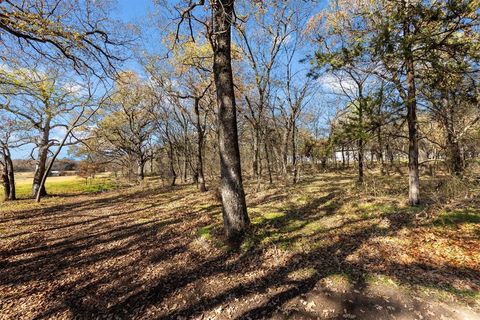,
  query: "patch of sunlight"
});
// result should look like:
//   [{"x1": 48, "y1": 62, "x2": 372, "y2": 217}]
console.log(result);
[
  {"x1": 355, "y1": 203, "x2": 395, "y2": 218},
  {"x1": 283, "y1": 219, "x2": 308, "y2": 233},
  {"x1": 1, "y1": 176, "x2": 116, "y2": 203},
  {"x1": 320, "y1": 273, "x2": 353, "y2": 292},
  {"x1": 197, "y1": 225, "x2": 213, "y2": 240},
  {"x1": 287, "y1": 267, "x2": 317, "y2": 281},
  {"x1": 302, "y1": 221, "x2": 324, "y2": 233},
  {"x1": 415, "y1": 284, "x2": 480, "y2": 303},
  {"x1": 250, "y1": 209, "x2": 286, "y2": 225},
  {"x1": 264, "y1": 211, "x2": 286, "y2": 220},
  {"x1": 365, "y1": 274, "x2": 399, "y2": 288},
  {"x1": 434, "y1": 209, "x2": 480, "y2": 226},
  {"x1": 294, "y1": 194, "x2": 310, "y2": 204}
]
